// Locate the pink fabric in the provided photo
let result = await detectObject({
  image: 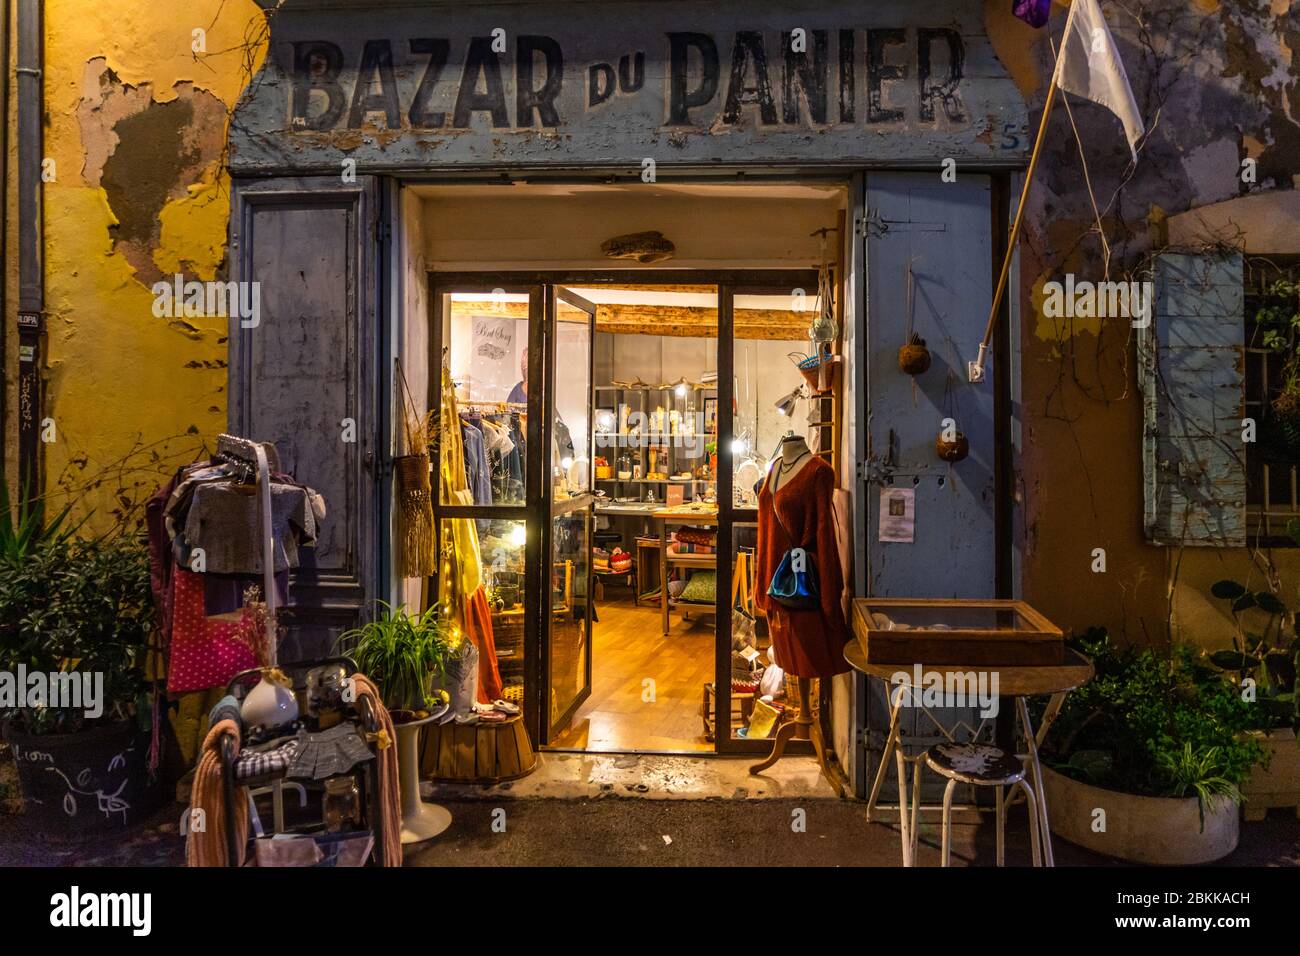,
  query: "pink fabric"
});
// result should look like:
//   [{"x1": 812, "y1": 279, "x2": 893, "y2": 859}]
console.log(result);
[{"x1": 168, "y1": 568, "x2": 259, "y2": 695}]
